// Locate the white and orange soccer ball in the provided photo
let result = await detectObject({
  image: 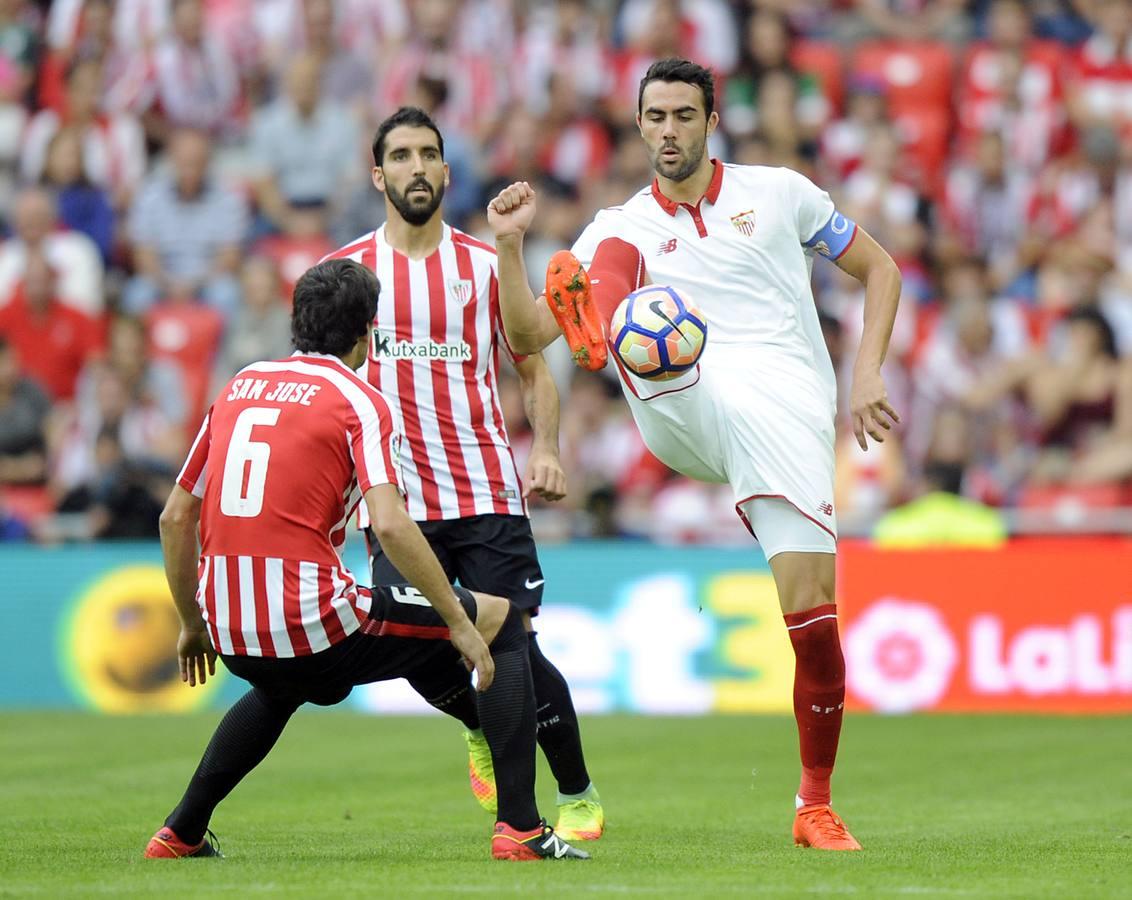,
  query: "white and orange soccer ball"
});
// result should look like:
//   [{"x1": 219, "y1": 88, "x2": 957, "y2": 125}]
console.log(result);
[{"x1": 609, "y1": 285, "x2": 707, "y2": 380}]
